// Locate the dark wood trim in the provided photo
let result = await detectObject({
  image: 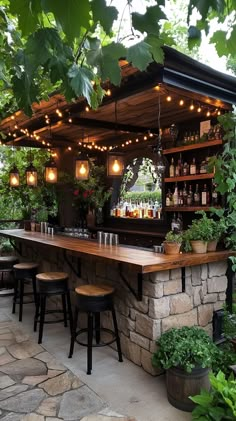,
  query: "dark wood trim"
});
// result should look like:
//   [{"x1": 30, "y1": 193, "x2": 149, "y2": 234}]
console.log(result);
[
  {"x1": 165, "y1": 173, "x2": 214, "y2": 183},
  {"x1": 163, "y1": 139, "x2": 222, "y2": 155}
]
